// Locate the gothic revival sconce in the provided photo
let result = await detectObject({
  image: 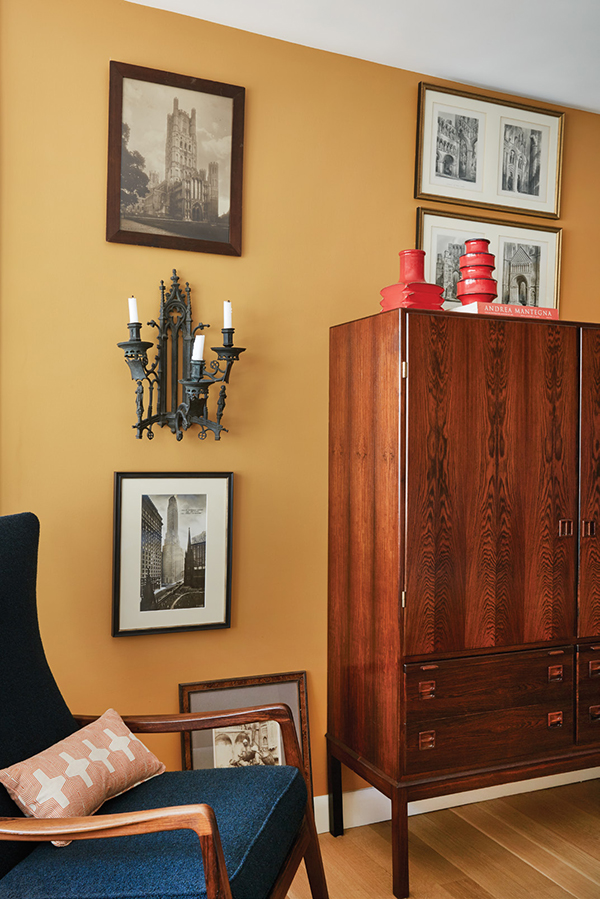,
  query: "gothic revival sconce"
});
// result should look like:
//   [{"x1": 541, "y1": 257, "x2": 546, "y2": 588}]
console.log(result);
[{"x1": 118, "y1": 270, "x2": 245, "y2": 441}]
